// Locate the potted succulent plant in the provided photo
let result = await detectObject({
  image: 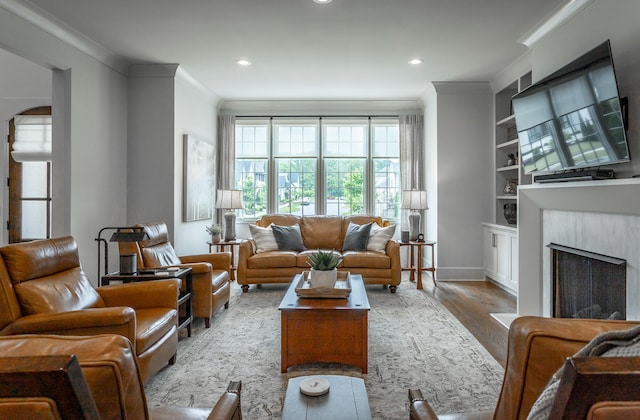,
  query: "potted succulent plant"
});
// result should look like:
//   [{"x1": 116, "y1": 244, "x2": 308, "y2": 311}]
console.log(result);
[
  {"x1": 307, "y1": 250, "x2": 342, "y2": 289},
  {"x1": 206, "y1": 224, "x2": 222, "y2": 243}
]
